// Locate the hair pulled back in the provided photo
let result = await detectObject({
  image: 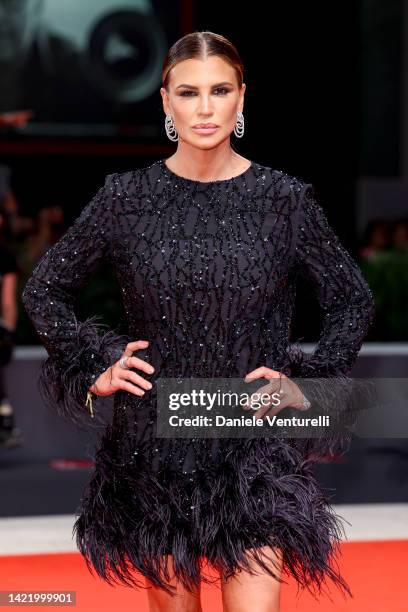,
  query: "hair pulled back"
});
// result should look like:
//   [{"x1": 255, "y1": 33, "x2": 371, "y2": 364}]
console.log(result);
[{"x1": 162, "y1": 31, "x2": 244, "y2": 90}]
